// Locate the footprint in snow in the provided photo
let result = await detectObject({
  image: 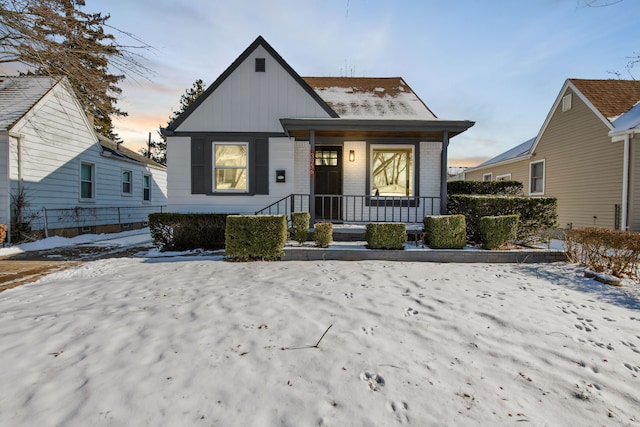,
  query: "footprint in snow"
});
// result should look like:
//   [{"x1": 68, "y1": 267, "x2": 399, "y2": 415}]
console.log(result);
[{"x1": 360, "y1": 372, "x2": 385, "y2": 391}]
